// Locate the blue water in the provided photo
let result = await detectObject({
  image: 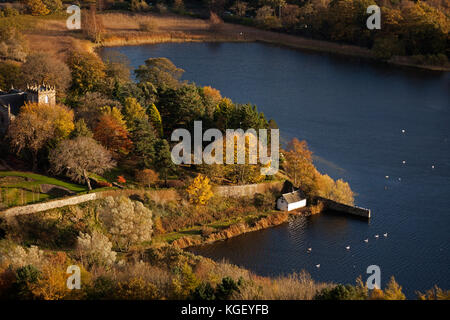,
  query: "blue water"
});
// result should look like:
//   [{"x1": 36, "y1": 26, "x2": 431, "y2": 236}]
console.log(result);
[{"x1": 101, "y1": 42, "x2": 450, "y2": 297}]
